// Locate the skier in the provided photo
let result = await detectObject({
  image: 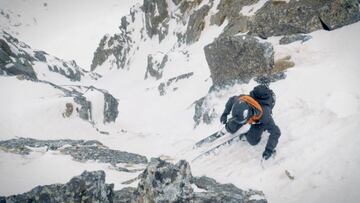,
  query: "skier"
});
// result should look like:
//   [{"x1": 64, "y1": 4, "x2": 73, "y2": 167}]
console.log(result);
[{"x1": 220, "y1": 85, "x2": 281, "y2": 160}]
